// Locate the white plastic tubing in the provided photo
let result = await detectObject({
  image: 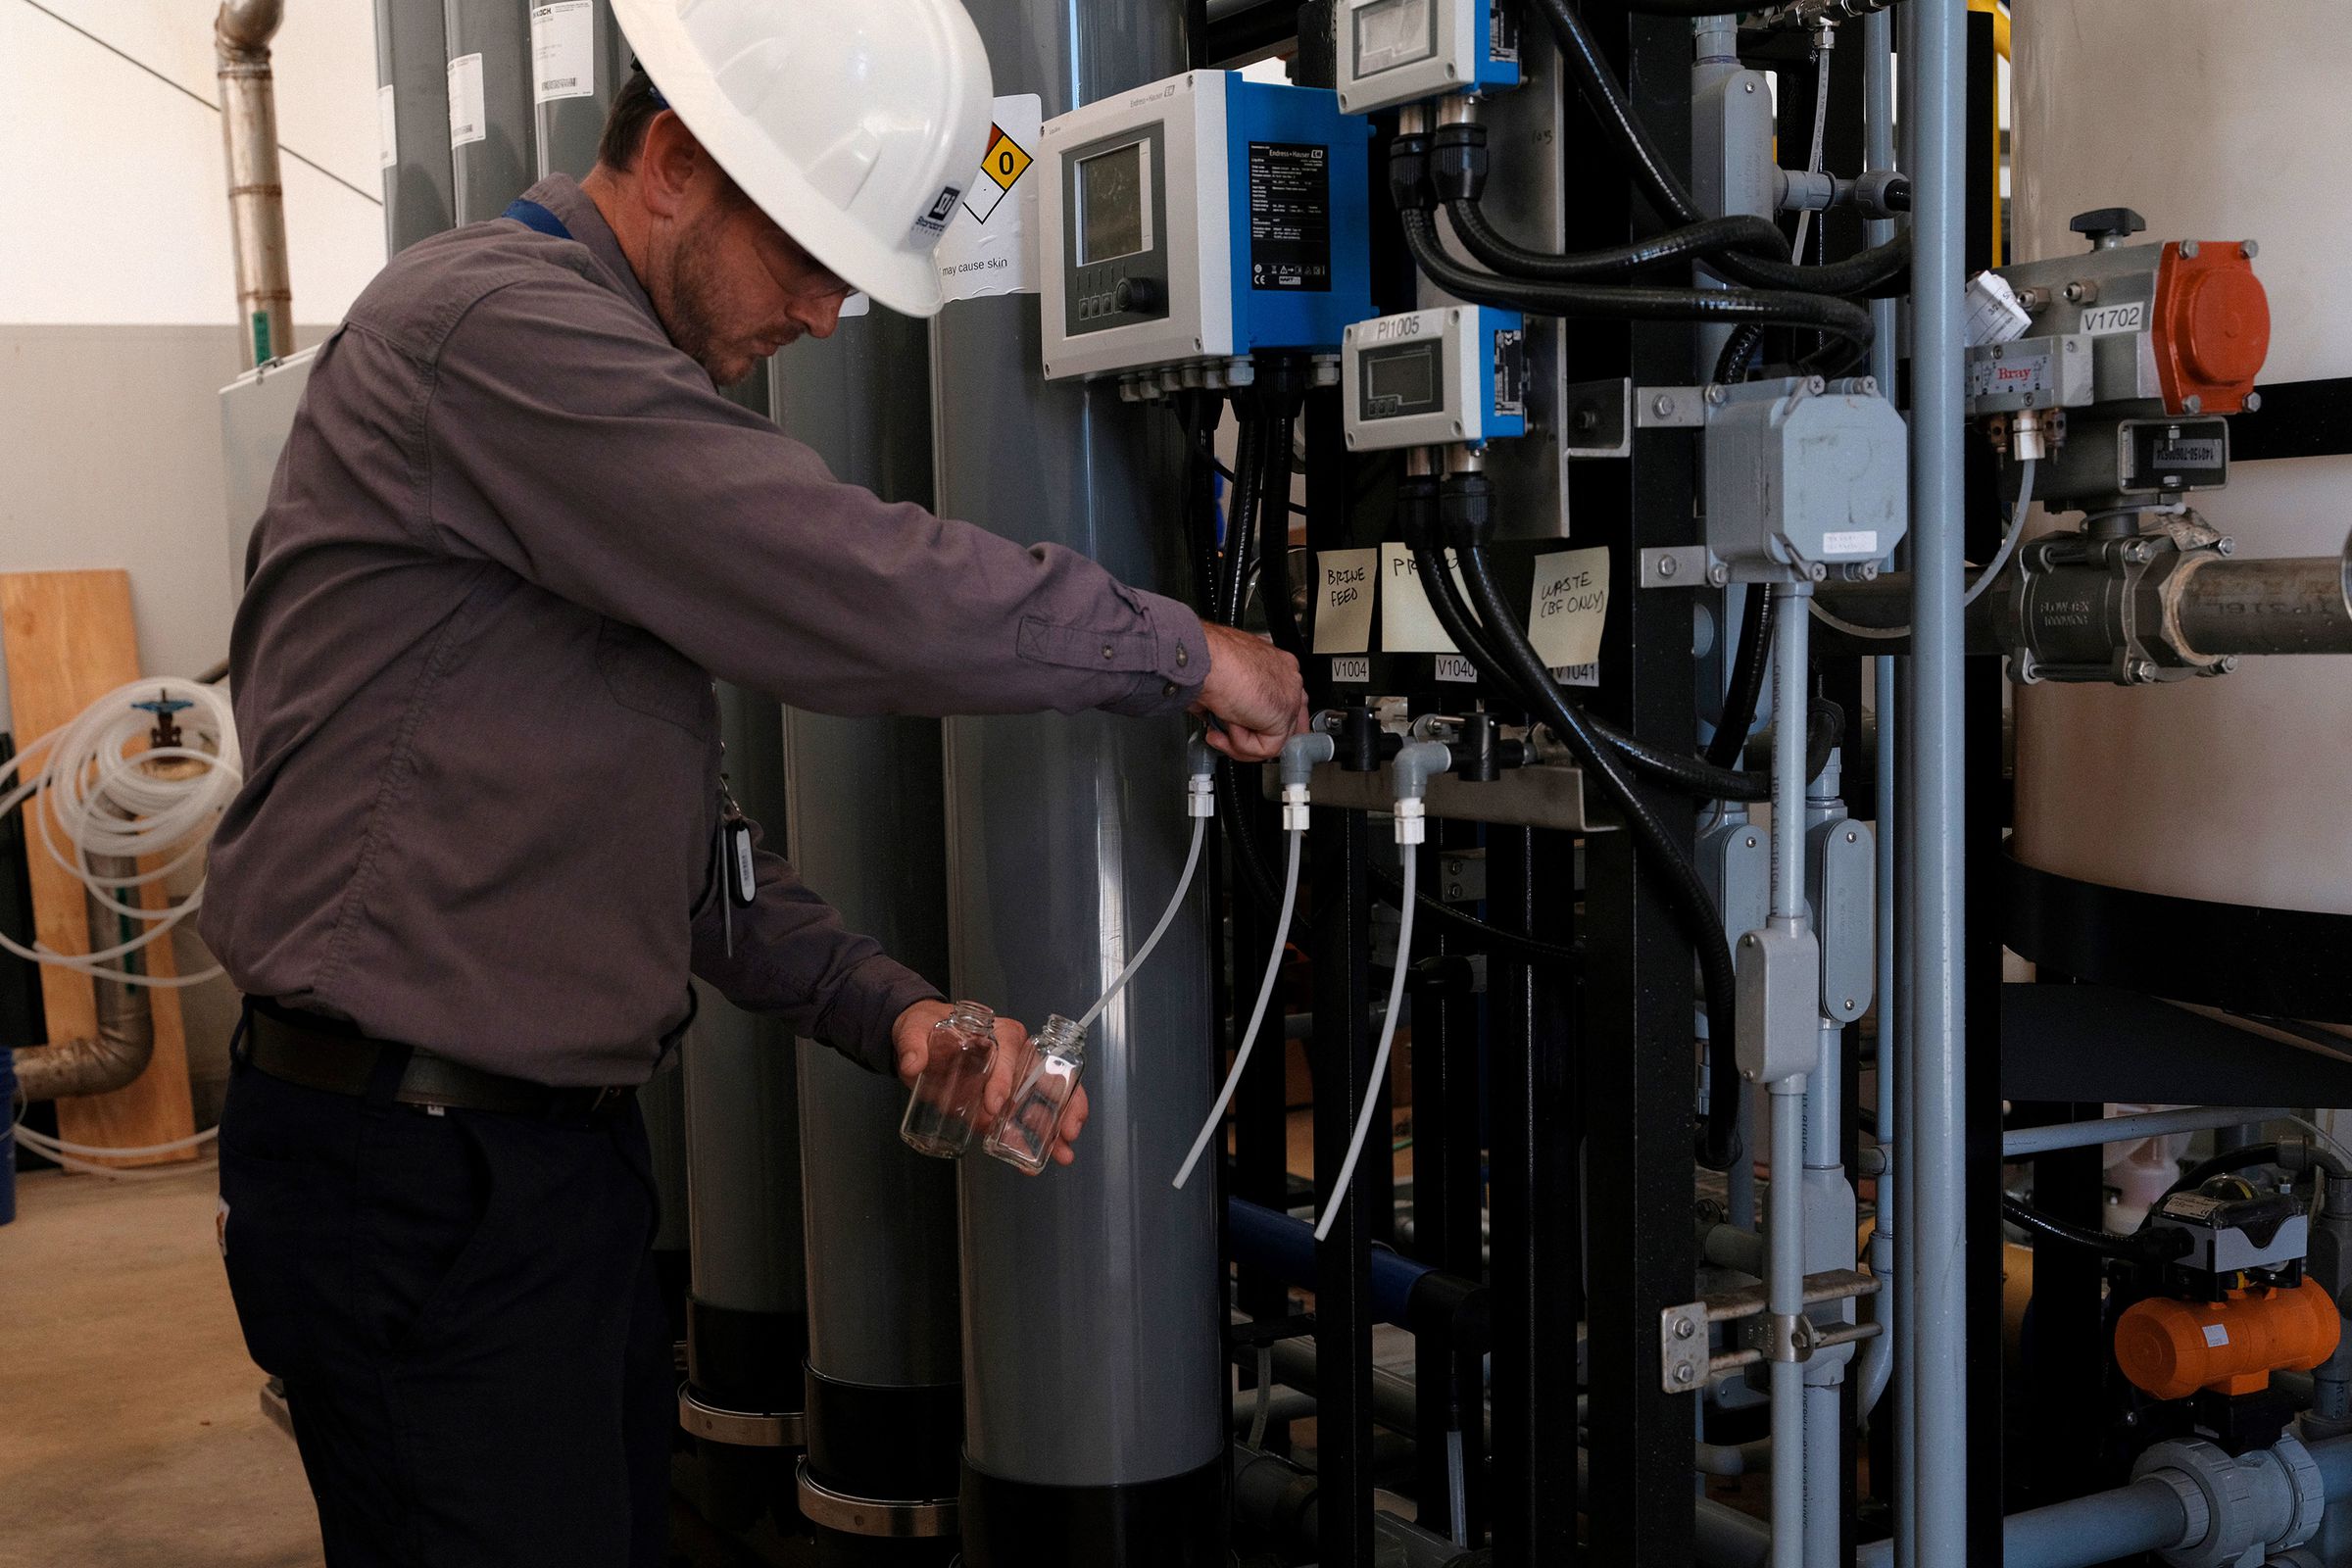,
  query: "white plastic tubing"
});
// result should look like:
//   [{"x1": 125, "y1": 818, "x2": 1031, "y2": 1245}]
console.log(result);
[
  {"x1": 1174, "y1": 827, "x2": 1303, "y2": 1191},
  {"x1": 0, "y1": 677, "x2": 242, "y2": 987}
]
